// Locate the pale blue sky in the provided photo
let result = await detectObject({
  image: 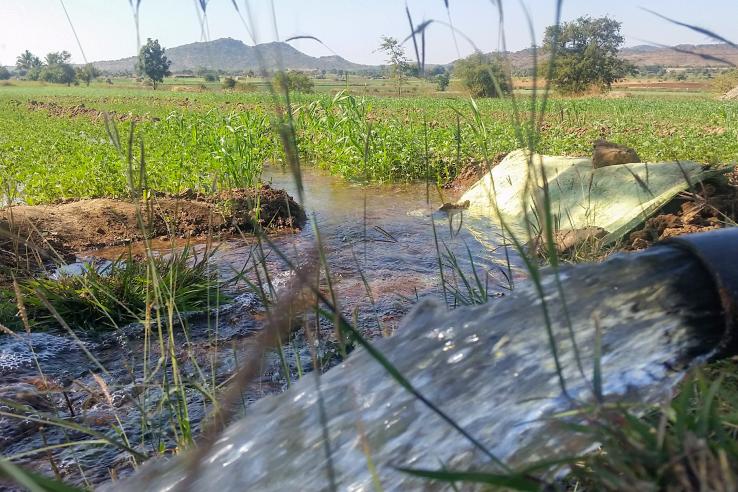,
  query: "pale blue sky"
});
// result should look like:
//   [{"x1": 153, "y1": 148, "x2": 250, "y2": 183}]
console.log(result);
[{"x1": 2, "y1": 0, "x2": 737, "y2": 66}]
